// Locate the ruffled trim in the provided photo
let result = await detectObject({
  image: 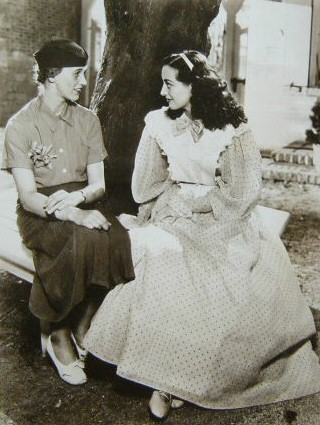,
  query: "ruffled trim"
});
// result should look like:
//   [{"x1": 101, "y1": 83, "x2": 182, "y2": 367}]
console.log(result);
[
  {"x1": 144, "y1": 108, "x2": 236, "y2": 157},
  {"x1": 233, "y1": 122, "x2": 250, "y2": 140},
  {"x1": 218, "y1": 123, "x2": 250, "y2": 160},
  {"x1": 144, "y1": 107, "x2": 171, "y2": 136},
  {"x1": 213, "y1": 125, "x2": 235, "y2": 150}
]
